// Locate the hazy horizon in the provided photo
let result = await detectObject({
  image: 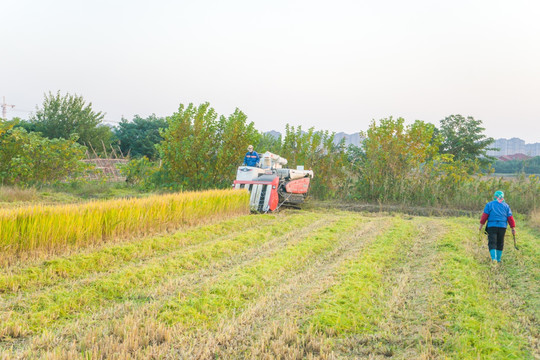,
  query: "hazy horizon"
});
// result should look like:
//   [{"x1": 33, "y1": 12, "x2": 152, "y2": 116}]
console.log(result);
[{"x1": 2, "y1": 0, "x2": 539, "y2": 142}]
